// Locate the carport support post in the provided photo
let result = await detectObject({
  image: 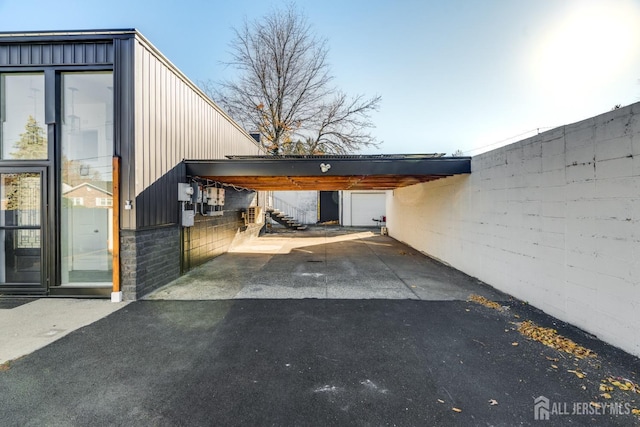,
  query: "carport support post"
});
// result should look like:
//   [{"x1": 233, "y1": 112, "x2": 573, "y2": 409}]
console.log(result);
[{"x1": 111, "y1": 156, "x2": 123, "y2": 303}]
